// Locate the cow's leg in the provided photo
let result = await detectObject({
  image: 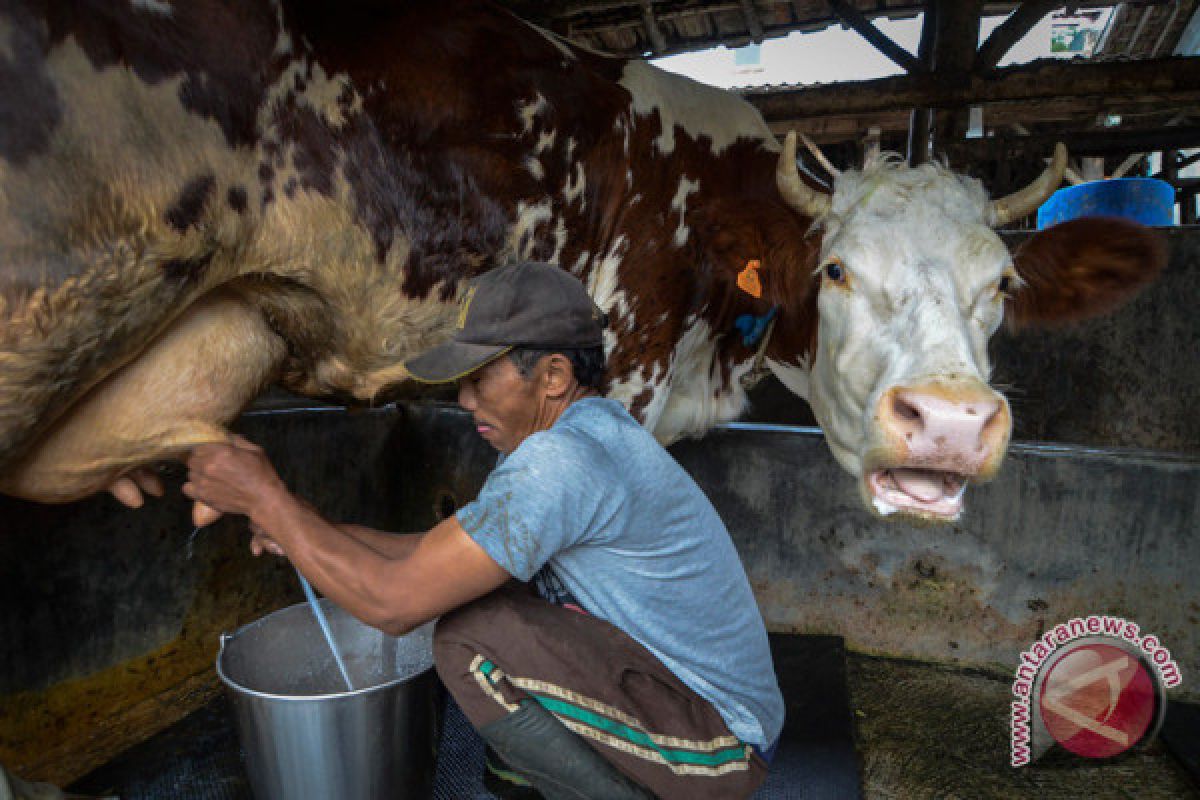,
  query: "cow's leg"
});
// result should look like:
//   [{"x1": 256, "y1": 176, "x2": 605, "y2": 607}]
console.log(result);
[{"x1": 0, "y1": 288, "x2": 286, "y2": 506}]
